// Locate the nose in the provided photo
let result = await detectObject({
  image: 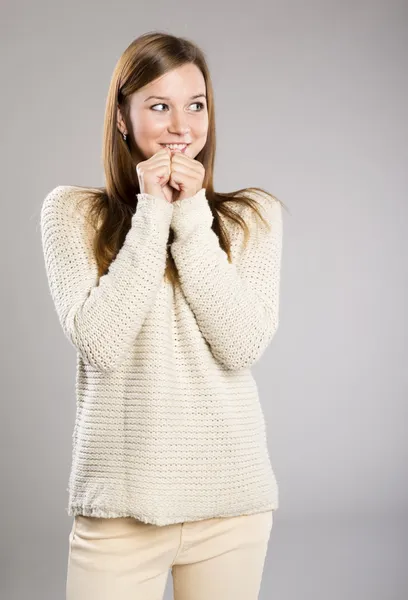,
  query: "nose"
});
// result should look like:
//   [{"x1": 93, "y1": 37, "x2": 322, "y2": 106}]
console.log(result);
[{"x1": 168, "y1": 108, "x2": 190, "y2": 135}]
